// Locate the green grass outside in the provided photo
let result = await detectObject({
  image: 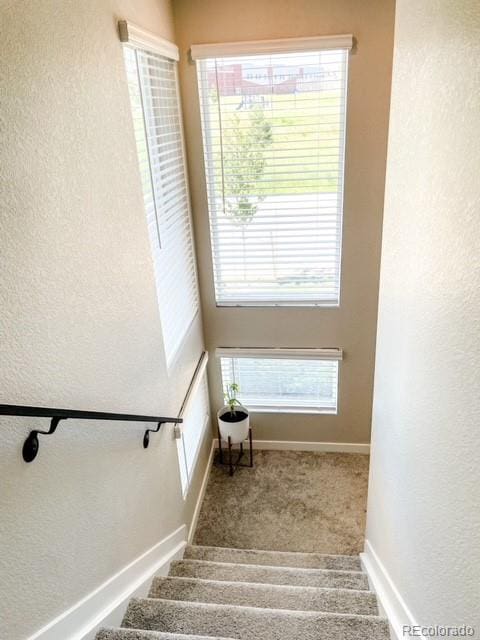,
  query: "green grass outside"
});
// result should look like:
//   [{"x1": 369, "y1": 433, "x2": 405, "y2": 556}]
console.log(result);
[{"x1": 210, "y1": 91, "x2": 343, "y2": 196}]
